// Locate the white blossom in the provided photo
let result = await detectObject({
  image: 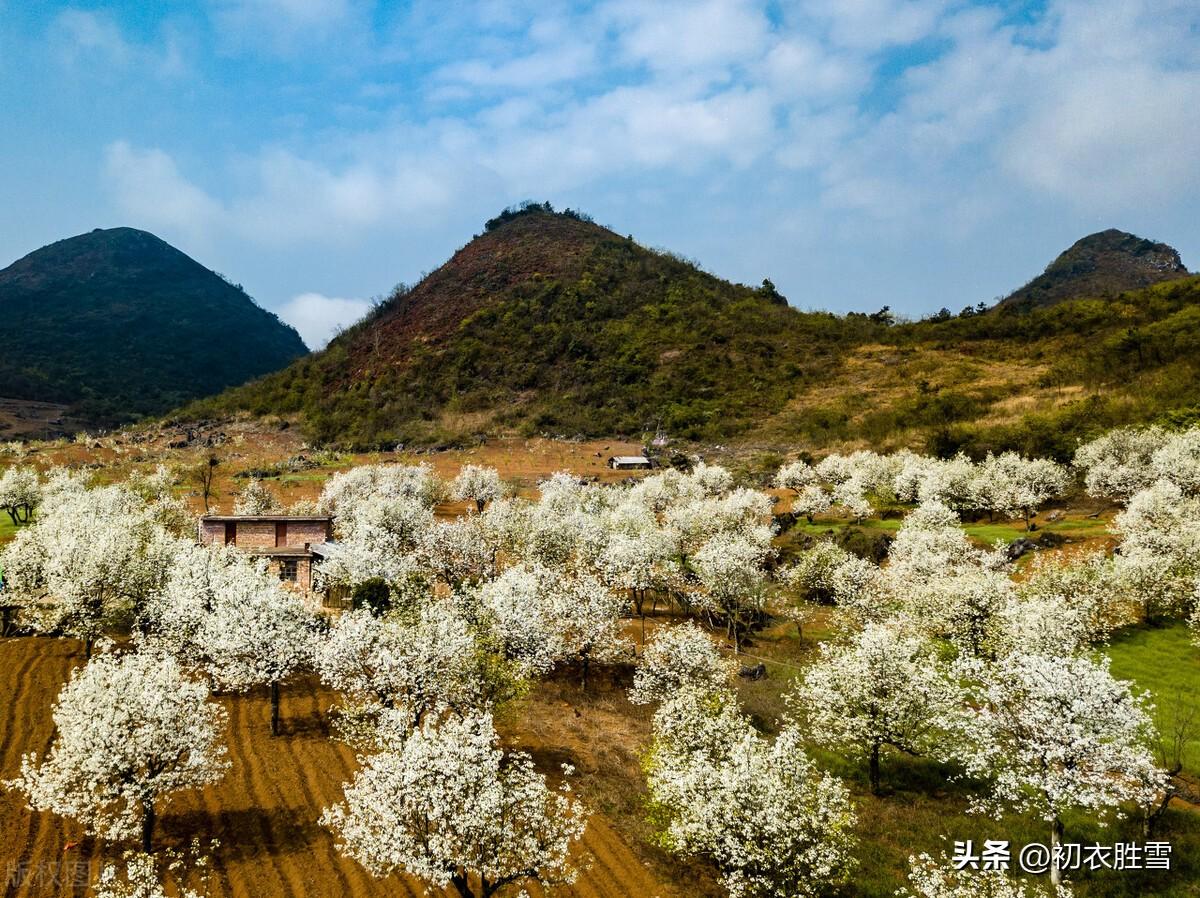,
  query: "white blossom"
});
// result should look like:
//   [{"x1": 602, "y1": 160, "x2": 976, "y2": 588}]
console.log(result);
[
  {"x1": 321, "y1": 711, "x2": 587, "y2": 898},
  {"x1": 451, "y1": 464, "x2": 505, "y2": 513},
  {"x1": 1075, "y1": 425, "x2": 1169, "y2": 502},
  {"x1": 954, "y1": 652, "x2": 1164, "y2": 886},
  {"x1": 0, "y1": 482, "x2": 179, "y2": 654},
  {"x1": 0, "y1": 465, "x2": 41, "y2": 524},
  {"x1": 898, "y1": 852, "x2": 1072, "y2": 898},
  {"x1": 790, "y1": 622, "x2": 963, "y2": 793},
  {"x1": 647, "y1": 687, "x2": 857, "y2": 898},
  {"x1": 6, "y1": 651, "x2": 228, "y2": 850},
  {"x1": 629, "y1": 621, "x2": 734, "y2": 705}
]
